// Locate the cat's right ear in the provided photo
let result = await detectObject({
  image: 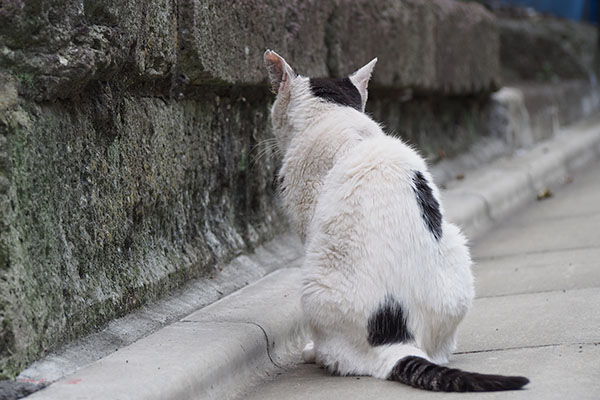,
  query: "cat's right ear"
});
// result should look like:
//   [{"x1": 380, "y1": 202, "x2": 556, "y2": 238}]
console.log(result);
[
  {"x1": 264, "y1": 50, "x2": 296, "y2": 94},
  {"x1": 349, "y1": 58, "x2": 377, "y2": 111}
]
